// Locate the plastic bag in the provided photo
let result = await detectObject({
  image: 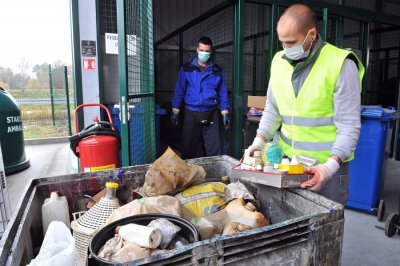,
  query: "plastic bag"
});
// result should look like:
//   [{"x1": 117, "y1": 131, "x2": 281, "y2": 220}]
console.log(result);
[
  {"x1": 226, "y1": 181, "x2": 255, "y2": 201},
  {"x1": 148, "y1": 218, "x2": 181, "y2": 249},
  {"x1": 175, "y1": 182, "x2": 231, "y2": 217},
  {"x1": 28, "y1": 221, "x2": 84, "y2": 266},
  {"x1": 265, "y1": 142, "x2": 282, "y2": 166},
  {"x1": 136, "y1": 147, "x2": 206, "y2": 197},
  {"x1": 100, "y1": 196, "x2": 182, "y2": 231}
]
